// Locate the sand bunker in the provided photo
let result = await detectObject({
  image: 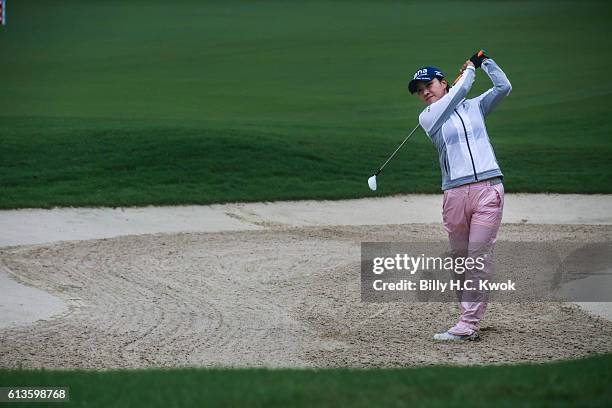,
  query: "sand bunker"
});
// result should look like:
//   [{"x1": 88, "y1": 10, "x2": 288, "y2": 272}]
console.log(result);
[{"x1": 1, "y1": 223, "x2": 611, "y2": 370}]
